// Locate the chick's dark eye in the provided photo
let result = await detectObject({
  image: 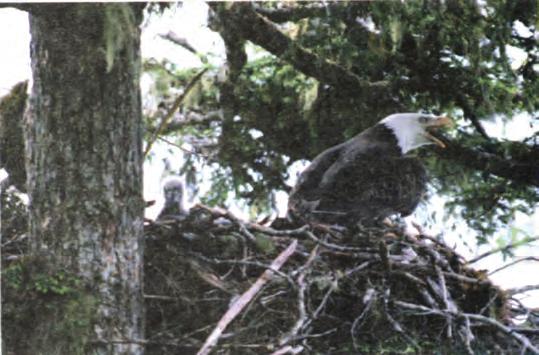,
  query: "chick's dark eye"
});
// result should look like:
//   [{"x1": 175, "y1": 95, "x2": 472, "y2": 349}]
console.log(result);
[{"x1": 419, "y1": 116, "x2": 430, "y2": 123}]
